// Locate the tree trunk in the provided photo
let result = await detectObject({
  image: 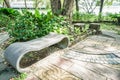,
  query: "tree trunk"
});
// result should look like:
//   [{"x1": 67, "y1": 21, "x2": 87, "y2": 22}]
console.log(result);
[
  {"x1": 61, "y1": 0, "x2": 74, "y2": 19},
  {"x1": 75, "y1": 0, "x2": 79, "y2": 20},
  {"x1": 24, "y1": 0, "x2": 27, "y2": 9},
  {"x1": 4, "y1": 0, "x2": 10, "y2": 8},
  {"x1": 50, "y1": 0, "x2": 74, "y2": 20},
  {"x1": 75, "y1": 0, "x2": 79, "y2": 12},
  {"x1": 99, "y1": 0, "x2": 104, "y2": 21},
  {"x1": 50, "y1": 0, "x2": 61, "y2": 15}
]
